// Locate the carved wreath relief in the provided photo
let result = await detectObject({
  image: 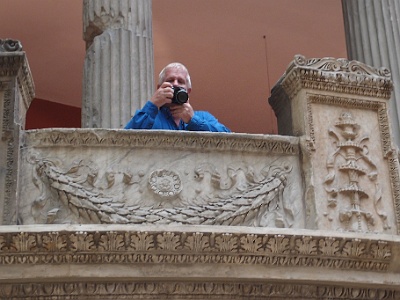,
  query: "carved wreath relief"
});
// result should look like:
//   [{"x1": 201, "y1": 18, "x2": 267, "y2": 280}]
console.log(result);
[
  {"x1": 324, "y1": 112, "x2": 389, "y2": 232},
  {"x1": 26, "y1": 154, "x2": 294, "y2": 228}
]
